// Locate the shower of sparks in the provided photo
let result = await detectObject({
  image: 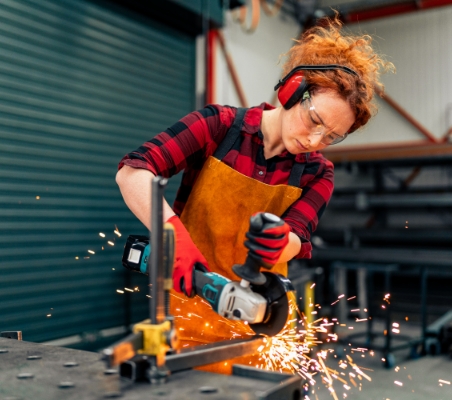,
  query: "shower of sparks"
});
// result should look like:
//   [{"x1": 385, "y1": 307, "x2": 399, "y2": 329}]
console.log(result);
[
  {"x1": 36, "y1": 196, "x2": 40, "y2": 200},
  {"x1": 108, "y1": 241, "x2": 114, "y2": 246},
  {"x1": 394, "y1": 381, "x2": 403, "y2": 386},
  {"x1": 231, "y1": 293, "x2": 372, "y2": 398},
  {"x1": 88, "y1": 250, "x2": 95, "y2": 255},
  {"x1": 116, "y1": 290, "x2": 124, "y2": 294},
  {"x1": 124, "y1": 288, "x2": 134, "y2": 292},
  {"x1": 46, "y1": 314, "x2": 51, "y2": 317},
  {"x1": 169, "y1": 288, "x2": 377, "y2": 398},
  {"x1": 99, "y1": 232, "x2": 106, "y2": 237},
  {"x1": 439, "y1": 379, "x2": 450, "y2": 385}
]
